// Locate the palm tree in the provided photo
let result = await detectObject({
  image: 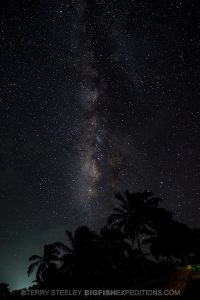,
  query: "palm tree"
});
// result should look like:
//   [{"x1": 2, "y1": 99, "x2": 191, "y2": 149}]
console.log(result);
[
  {"x1": 28, "y1": 244, "x2": 59, "y2": 284},
  {"x1": 108, "y1": 190, "x2": 162, "y2": 272},
  {"x1": 53, "y1": 226, "x2": 100, "y2": 260},
  {"x1": 98, "y1": 226, "x2": 133, "y2": 287},
  {"x1": 52, "y1": 226, "x2": 101, "y2": 287},
  {"x1": 100, "y1": 226, "x2": 130, "y2": 271}
]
